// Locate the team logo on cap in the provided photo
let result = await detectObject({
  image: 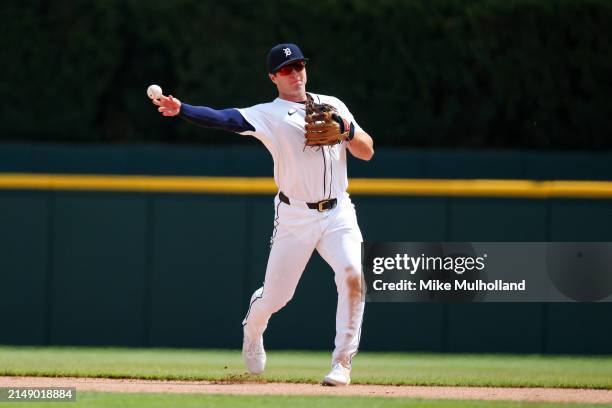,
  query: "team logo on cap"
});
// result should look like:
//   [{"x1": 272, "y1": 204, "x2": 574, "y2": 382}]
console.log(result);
[{"x1": 283, "y1": 48, "x2": 292, "y2": 57}]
